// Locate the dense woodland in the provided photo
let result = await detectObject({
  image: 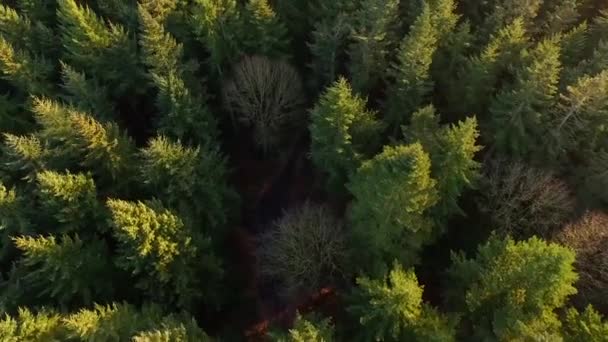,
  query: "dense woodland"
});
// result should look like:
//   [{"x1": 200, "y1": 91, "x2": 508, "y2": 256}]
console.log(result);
[{"x1": 1, "y1": 0, "x2": 608, "y2": 340}]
